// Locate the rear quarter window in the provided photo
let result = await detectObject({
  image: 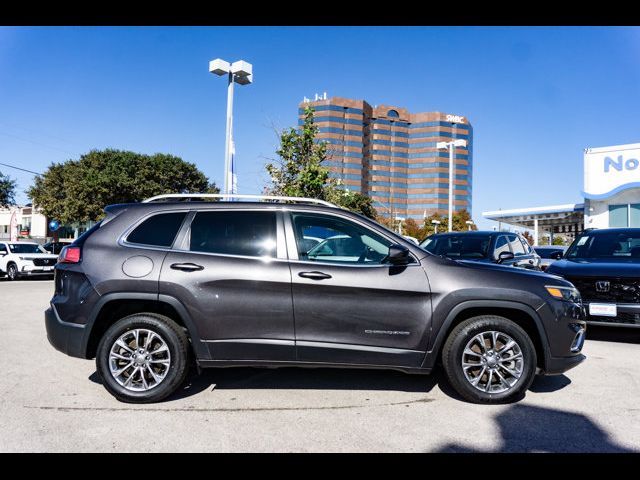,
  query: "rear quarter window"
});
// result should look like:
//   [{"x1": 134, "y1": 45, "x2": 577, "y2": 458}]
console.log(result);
[{"x1": 126, "y1": 212, "x2": 187, "y2": 248}]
